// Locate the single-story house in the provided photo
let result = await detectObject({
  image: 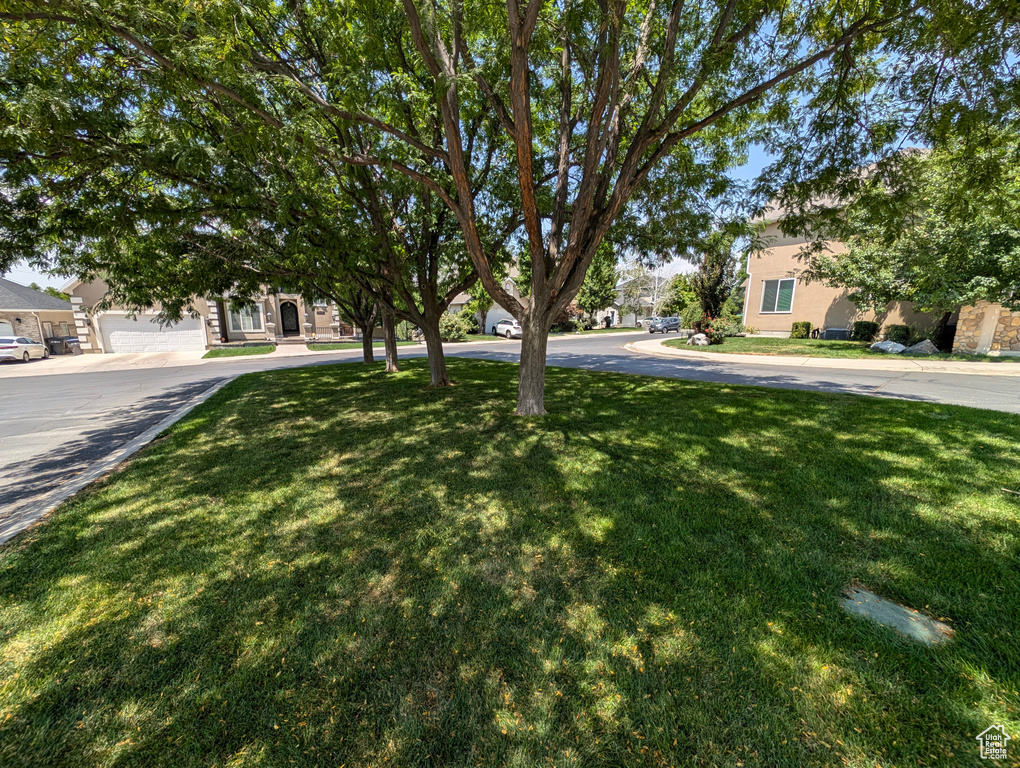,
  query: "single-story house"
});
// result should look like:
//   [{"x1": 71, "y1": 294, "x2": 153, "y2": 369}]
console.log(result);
[
  {"x1": 0, "y1": 278, "x2": 76, "y2": 343},
  {"x1": 63, "y1": 277, "x2": 357, "y2": 353}
]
